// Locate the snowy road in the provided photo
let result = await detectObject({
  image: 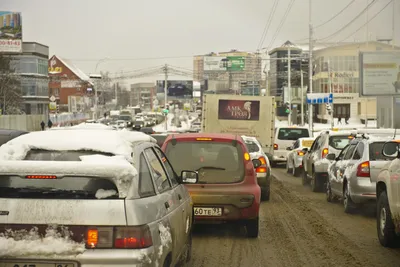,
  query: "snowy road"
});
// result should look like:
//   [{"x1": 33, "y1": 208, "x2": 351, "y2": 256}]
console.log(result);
[{"x1": 190, "y1": 167, "x2": 400, "y2": 267}]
